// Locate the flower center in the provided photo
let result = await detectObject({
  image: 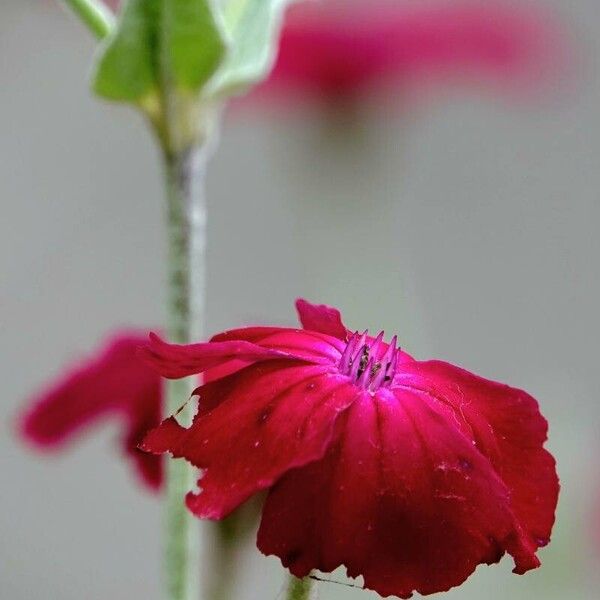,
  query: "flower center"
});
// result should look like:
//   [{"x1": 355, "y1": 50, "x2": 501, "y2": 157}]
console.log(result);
[{"x1": 338, "y1": 330, "x2": 399, "y2": 392}]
